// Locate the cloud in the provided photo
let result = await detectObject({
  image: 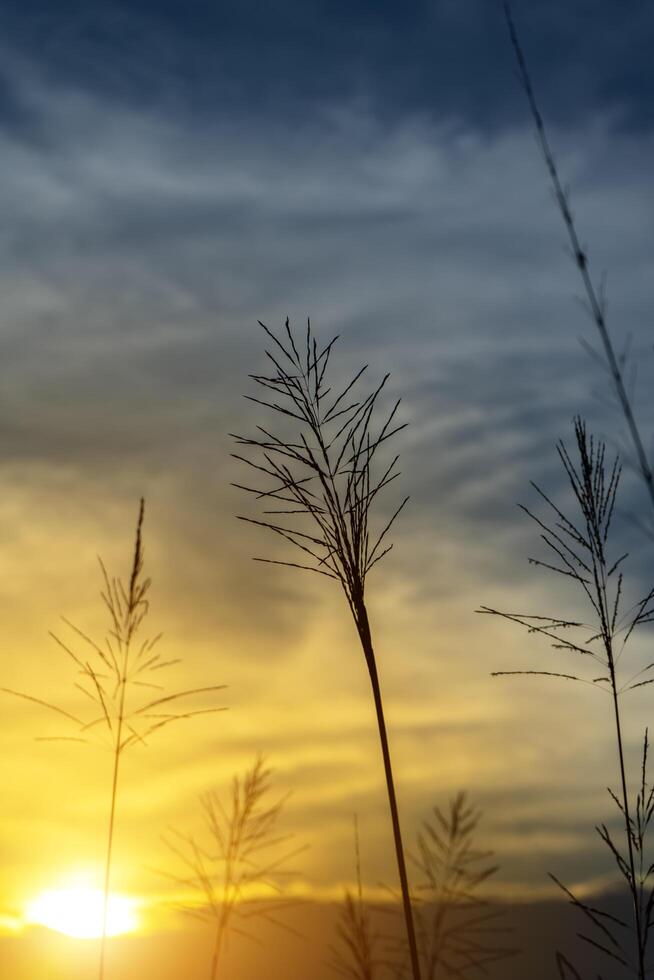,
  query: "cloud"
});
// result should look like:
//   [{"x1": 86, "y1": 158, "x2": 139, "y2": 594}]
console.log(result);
[
  {"x1": 0, "y1": 46, "x2": 653, "y2": 910},
  {"x1": 3, "y1": 1, "x2": 654, "y2": 132}
]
